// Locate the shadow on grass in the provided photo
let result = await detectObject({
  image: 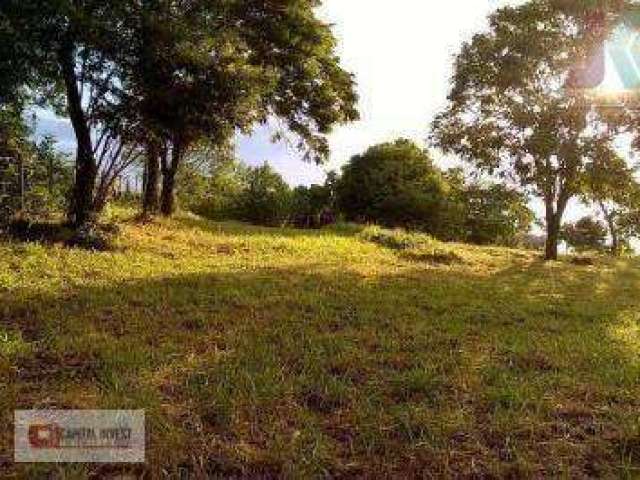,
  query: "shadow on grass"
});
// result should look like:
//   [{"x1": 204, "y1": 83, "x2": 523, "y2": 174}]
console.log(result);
[
  {"x1": 1, "y1": 219, "x2": 122, "y2": 252},
  {"x1": 1, "y1": 258, "x2": 639, "y2": 478},
  {"x1": 1, "y1": 219, "x2": 74, "y2": 244}
]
